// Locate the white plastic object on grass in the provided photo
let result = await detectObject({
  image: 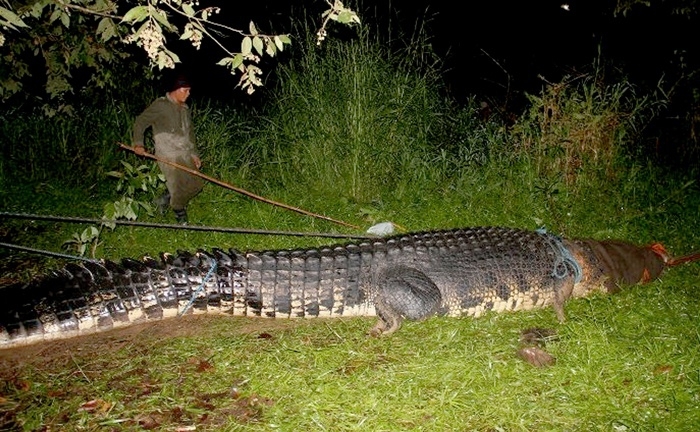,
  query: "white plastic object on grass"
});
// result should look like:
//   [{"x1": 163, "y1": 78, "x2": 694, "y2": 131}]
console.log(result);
[{"x1": 366, "y1": 222, "x2": 395, "y2": 236}]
